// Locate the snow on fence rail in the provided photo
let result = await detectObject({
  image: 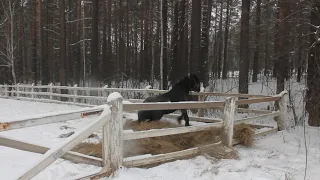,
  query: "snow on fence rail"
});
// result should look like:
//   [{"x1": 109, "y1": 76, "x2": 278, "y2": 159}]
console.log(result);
[{"x1": 0, "y1": 84, "x2": 289, "y2": 179}]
